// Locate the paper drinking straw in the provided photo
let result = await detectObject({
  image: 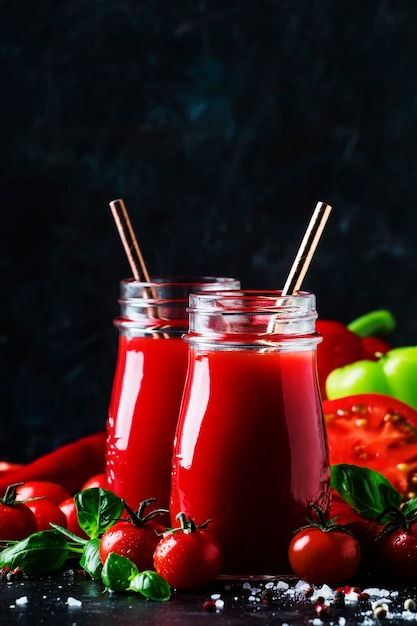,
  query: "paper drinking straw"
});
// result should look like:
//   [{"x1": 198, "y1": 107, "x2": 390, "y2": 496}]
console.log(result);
[
  {"x1": 281, "y1": 201, "x2": 332, "y2": 296},
  {"x1": 109, "y1": 198, "x2": 151, "y2": 283}
]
